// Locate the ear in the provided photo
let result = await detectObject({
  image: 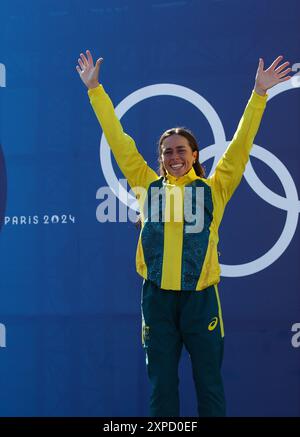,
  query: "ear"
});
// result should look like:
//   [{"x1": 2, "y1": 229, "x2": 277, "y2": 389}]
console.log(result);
[{"x1": 192, "y1": 151, "x2": 198, "y2": 162}]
